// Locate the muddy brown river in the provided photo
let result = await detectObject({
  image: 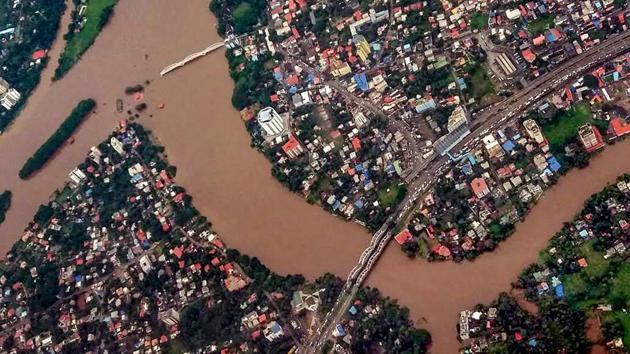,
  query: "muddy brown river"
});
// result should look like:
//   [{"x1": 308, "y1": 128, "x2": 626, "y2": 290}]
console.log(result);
[{"x1": 0, "y1": 1, "x2": 628, "y2": 352}]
